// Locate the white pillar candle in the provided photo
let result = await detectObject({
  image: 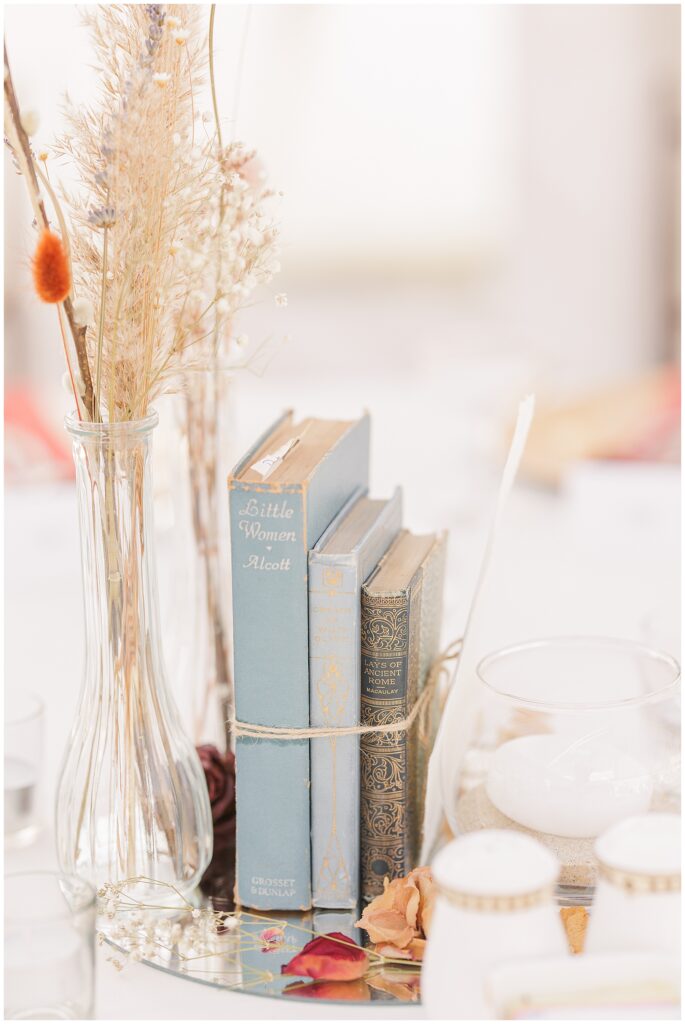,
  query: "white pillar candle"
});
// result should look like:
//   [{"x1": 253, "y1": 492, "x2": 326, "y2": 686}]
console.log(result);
[{"x1": 486, "y1": 734, "x2": 653, "y2": 839}]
